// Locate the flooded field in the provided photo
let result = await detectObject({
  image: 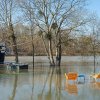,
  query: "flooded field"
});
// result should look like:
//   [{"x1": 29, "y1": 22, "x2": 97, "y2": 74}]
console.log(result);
[{"x1": 0, "y1": 56, "x2": 100, "y2": 100}]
